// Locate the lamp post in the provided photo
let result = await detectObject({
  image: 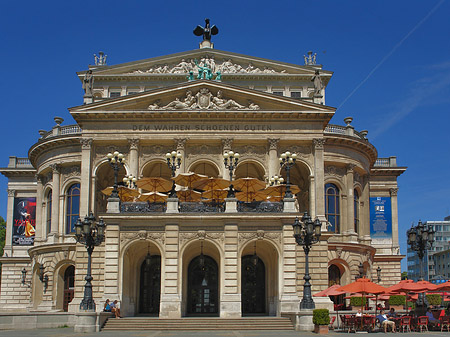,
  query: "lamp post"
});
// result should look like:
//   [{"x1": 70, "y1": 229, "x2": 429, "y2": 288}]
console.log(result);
[
  {"x1": 292, "y1": 211, "x2": 322, "y2": 310},
  {"x1": 376, "y1": 266, "x2": 382, "y2": 283},
  {"x1": 279, "y1": 151, "x2": 297, "y2": 198},
  {"x1": 269, "y1": 175, "x2": 284, "y2": 186},
  {"x1": 407, "y1": 220, "x2": 434, "y2": 308},
  {"x1": 166, "y1": 150, "x2": 182, "y2": 198},
  {"x1": 74, "y1": 213, "x2": 106, "y2": 310},
  {"x1": 107, "y1": 151, "x2": 125, "y2": 199},
  {"x1": 356, "y1": 262, "x2": 364, "y2": 280},
  {"x1": 123, "y1": 174, "x2": 137, "y2": 188},
  {"x1": 223, "y1": 151, "x2": 239, "y2": 198},
  {"x1": 39, "y1": 264, "x2": 49, "y2": 292}
]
